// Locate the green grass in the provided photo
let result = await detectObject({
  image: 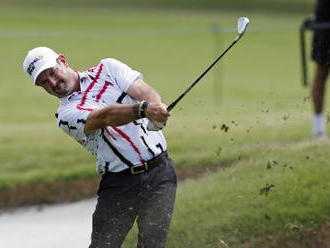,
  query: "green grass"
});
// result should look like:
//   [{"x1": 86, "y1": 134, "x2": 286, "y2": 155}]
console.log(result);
[
  {"x1": 123, "y1": 135, "x2": 330, "y2": 247},
  {"x1": 172, "y1": 146, "x2": 330, "y2": 247},
  {"x1": 1, "y1": 0, "x2": 315, "y2": 13},
  {"x1": 1, "y1": 2, "x2": 330, "y2": 247}
]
